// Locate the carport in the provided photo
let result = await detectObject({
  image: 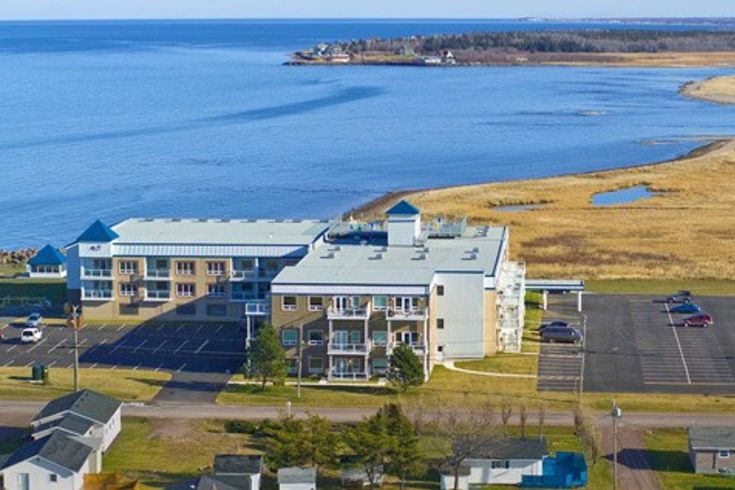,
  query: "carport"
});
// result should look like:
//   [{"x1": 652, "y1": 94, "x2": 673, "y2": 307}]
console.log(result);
[{"x1": 527, "y1": 279, "x2": 585, "y2": 312}]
